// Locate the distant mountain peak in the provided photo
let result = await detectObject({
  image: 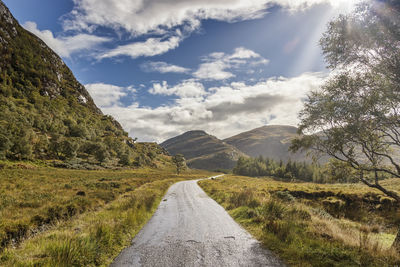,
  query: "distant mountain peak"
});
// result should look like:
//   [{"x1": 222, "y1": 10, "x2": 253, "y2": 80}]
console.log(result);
[
  {"x1": 182, "y1": 130, "x2": 208, "y2": 136},
  {"x1": 224, "y1": 125, "x2": 309, "y2": 162},
  {"x1": 161, "y1": 130, "x2": 247, "y2": 170}
]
